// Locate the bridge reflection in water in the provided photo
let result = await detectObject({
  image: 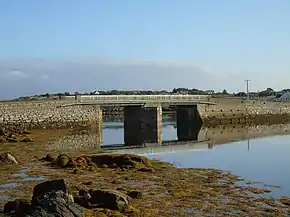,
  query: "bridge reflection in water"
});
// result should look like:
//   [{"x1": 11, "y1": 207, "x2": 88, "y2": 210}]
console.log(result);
[{"x1": 47, "y1": 123, "x2": 290, "y2": 154}]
